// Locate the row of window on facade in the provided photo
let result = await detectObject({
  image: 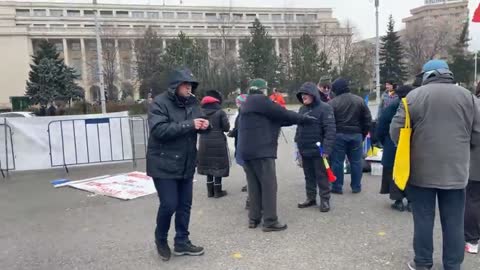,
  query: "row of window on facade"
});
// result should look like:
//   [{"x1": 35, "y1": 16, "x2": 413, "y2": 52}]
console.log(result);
[
  {"x1": 21, "y1": 23, "x2": 320, "y2": 31},
  {"x1": 15, "y1": 8, "x2": 319, "y2": 21}
]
